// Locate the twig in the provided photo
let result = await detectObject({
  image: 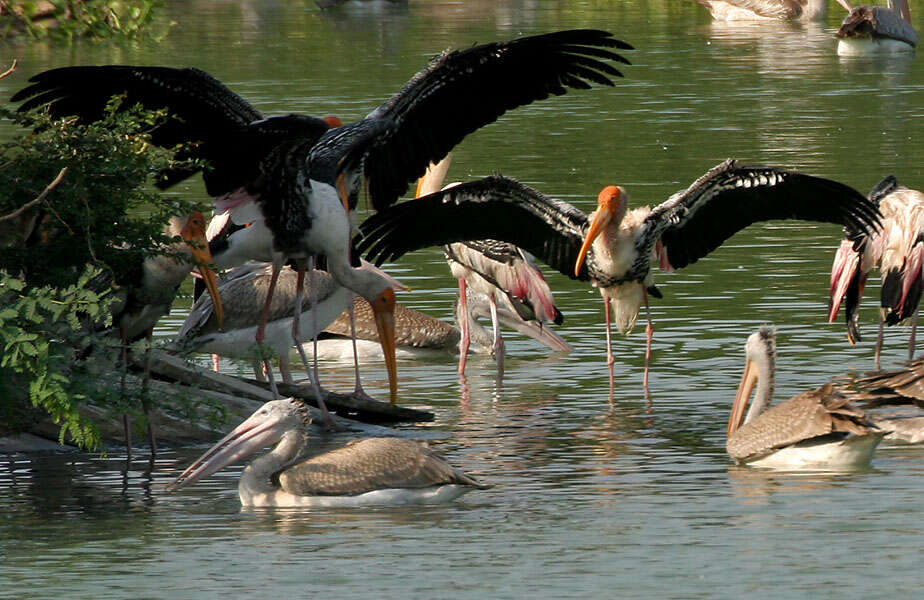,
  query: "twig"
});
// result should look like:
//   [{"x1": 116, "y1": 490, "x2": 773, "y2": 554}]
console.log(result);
[
  {"x1": 0, "y1": 167, "x2": 68, "y2": 223},
  {"x1": 0, "y1": 59, "x2": 17, "y2": 81}
]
